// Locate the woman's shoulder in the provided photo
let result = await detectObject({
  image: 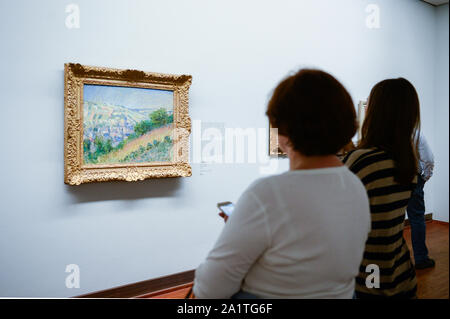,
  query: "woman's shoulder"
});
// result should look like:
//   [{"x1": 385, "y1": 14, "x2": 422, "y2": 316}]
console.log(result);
[
  {"x1": 234, "y1": 176, "x2": 281, "y2": 214},
  {"x1": 343, "y1": 147, "x2": 396, "y2": 180},
  {"x1": 343, "y1": 147, "x2": 391, "y2": 167},
  {"x1": 246, "y1": 174, "x2": 280, "y2": 193},
  {"x1": 343, "y1": 147, "x2": 380, "y2": 160},
  {"x1": 244, "y1": 173, "x2": 298, "y2": 200}
]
